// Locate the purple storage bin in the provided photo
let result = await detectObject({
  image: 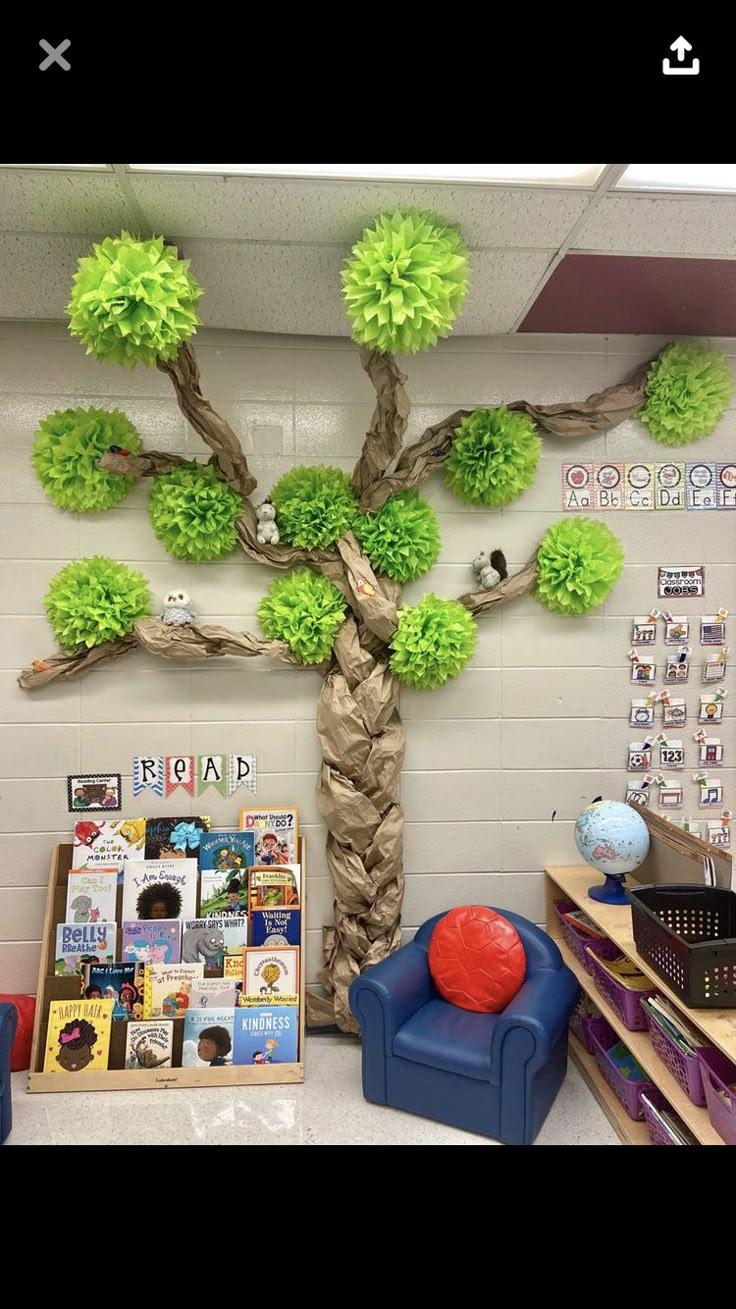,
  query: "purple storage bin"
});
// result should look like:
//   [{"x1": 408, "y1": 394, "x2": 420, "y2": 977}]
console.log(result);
[
  {"x1": 553, "y1": 901, "x2": 620, "y2": 976},
  {"x1": 570, "y1": 1004, "x2": 599, "y2": 1055},
  {"x1": 641, "y1": 1000, "x2": 707, "y2": 1106},
  {"x1": 587, "y1": 947, "x2": 657, "y2": 1030},
  {"x1": 588, "y1": 1016, "x2": 655, "y2": 1120},
  {"x1": 641, "y1": 1088, "x2": 681, "y2": 1146},
  {"x1": 698, "y1": 1047, "x2": 736, "y2": 1145}
]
